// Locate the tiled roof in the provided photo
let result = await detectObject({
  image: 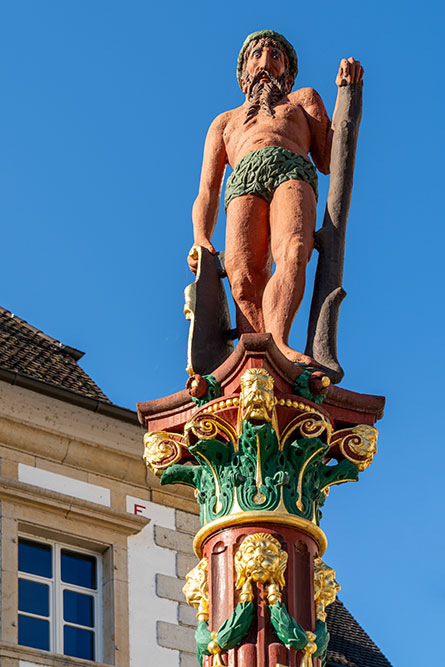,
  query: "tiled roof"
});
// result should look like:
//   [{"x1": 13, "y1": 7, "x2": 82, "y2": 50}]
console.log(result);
[
  {"x1": 326, "y1": 599, "x2": 392, "y2": 666},
  {"x1": 0, "y1": 307, "x2": 110, "y2": 403}
]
